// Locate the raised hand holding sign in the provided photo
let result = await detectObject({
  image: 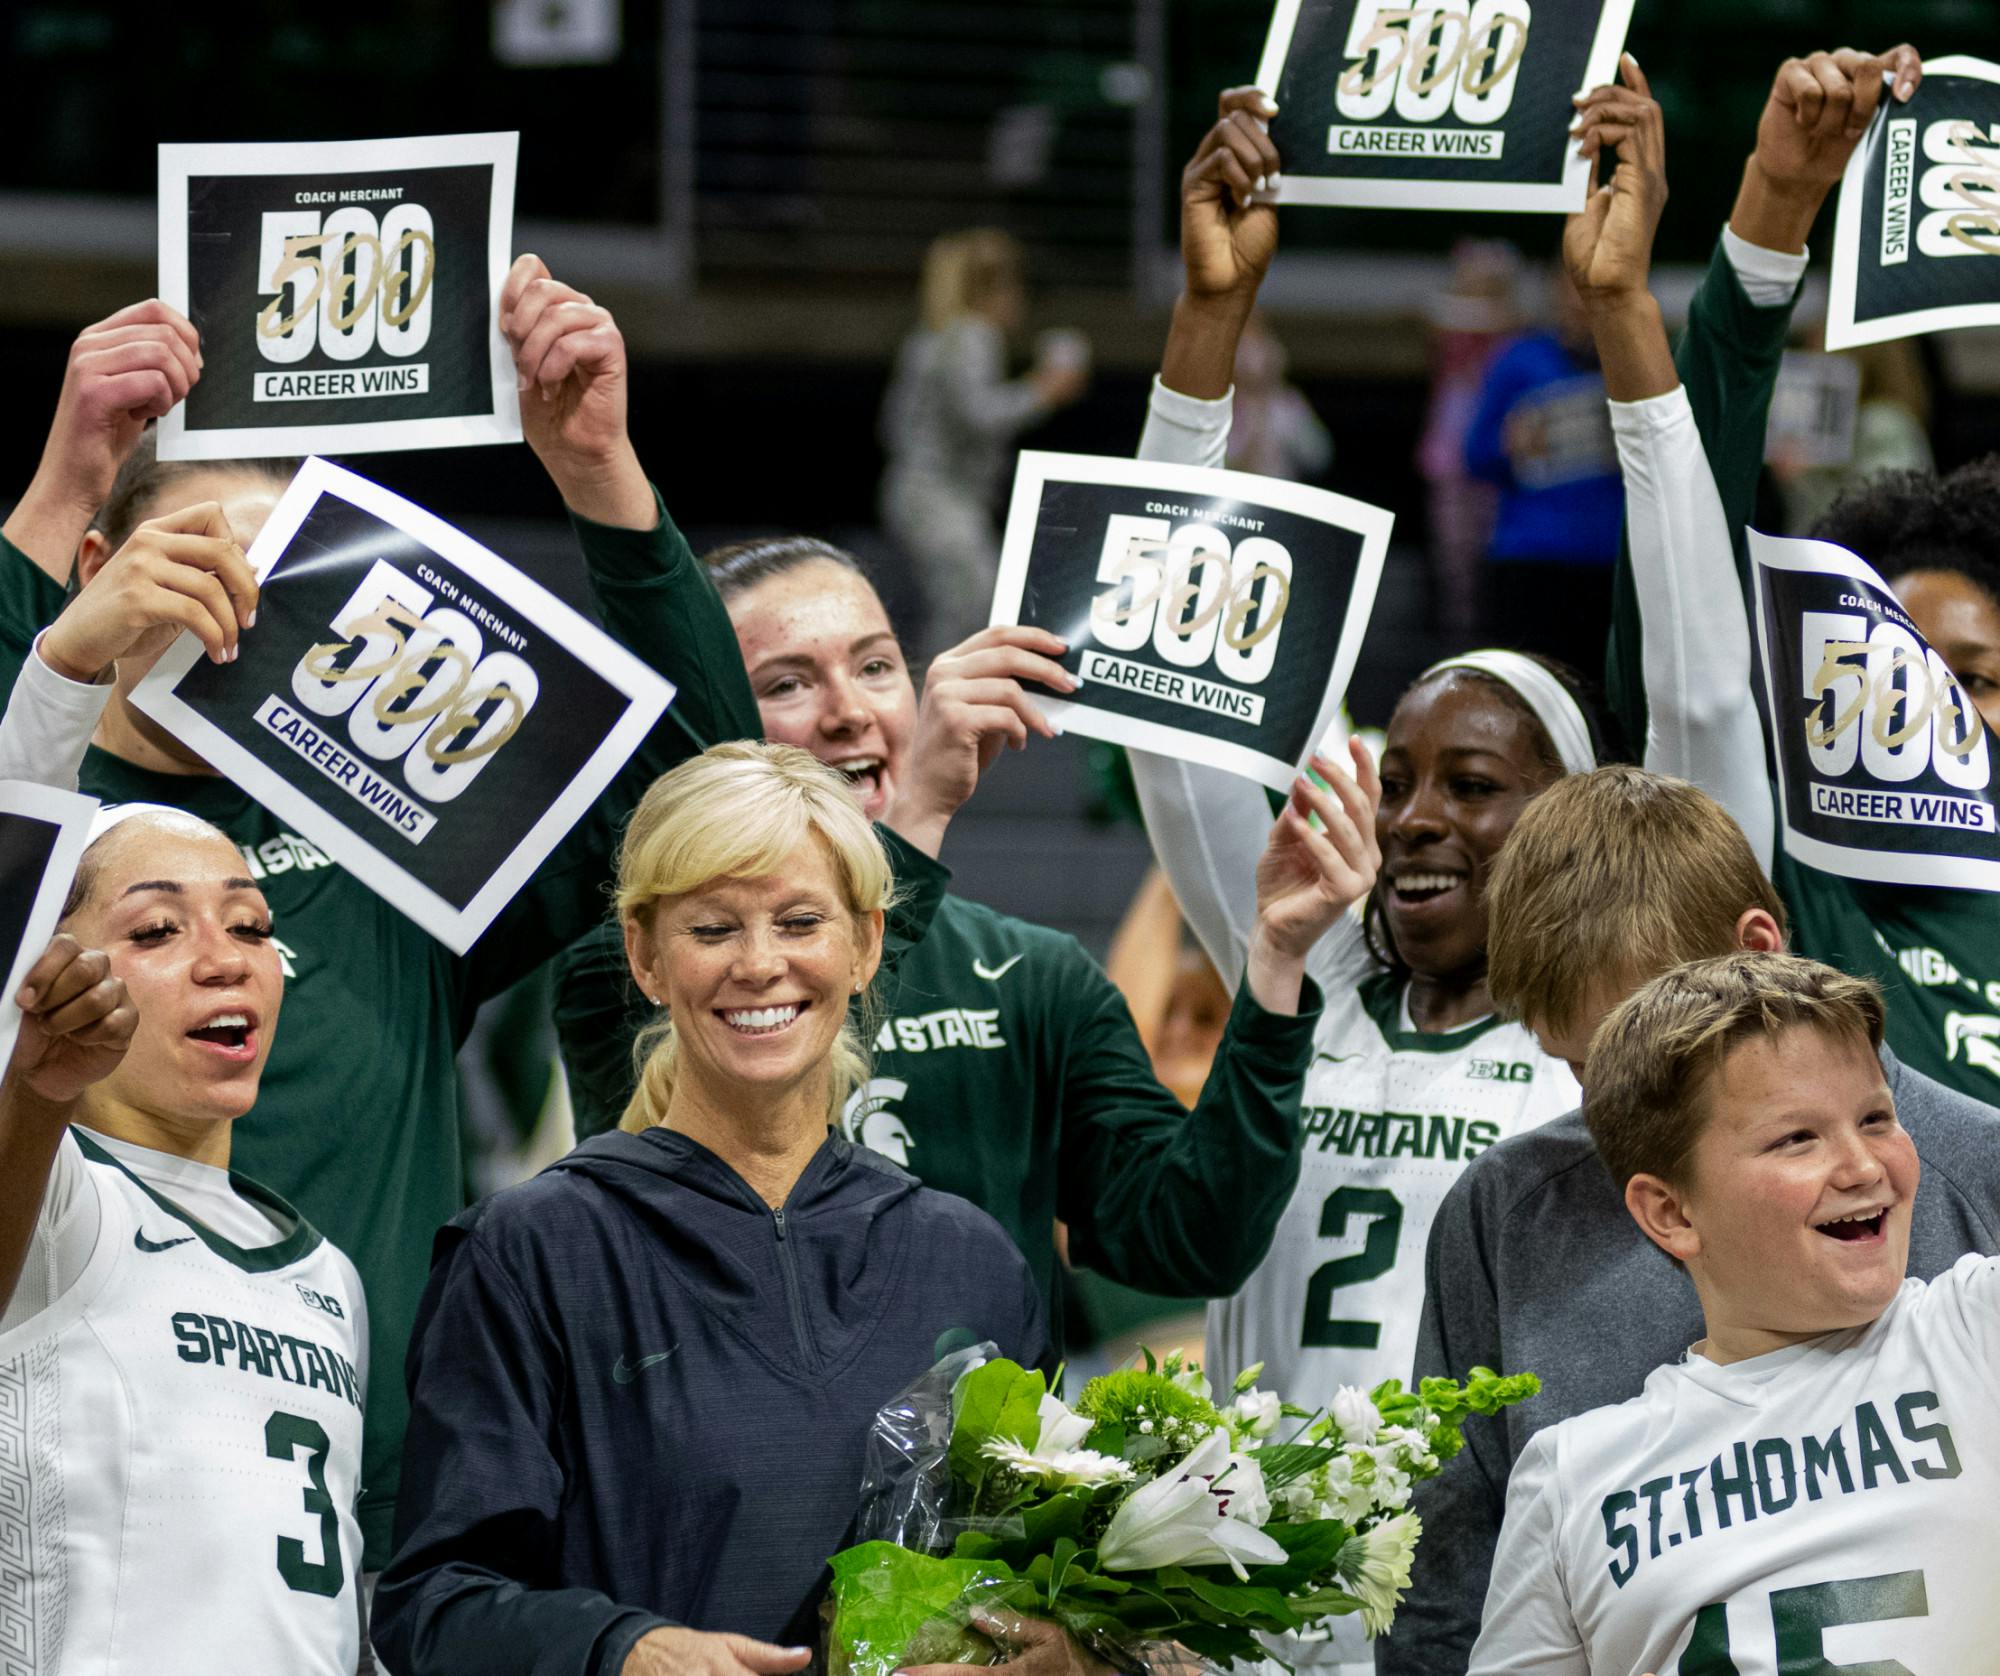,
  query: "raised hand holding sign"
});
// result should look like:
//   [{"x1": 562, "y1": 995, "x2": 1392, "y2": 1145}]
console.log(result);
[
  {"x1": 990, "y1": 452, "x2": 1389, "y2": 794},
  {"x1": 129, "y1": 459, "x2": 673, "y2": 951},
  {"x1": 158, "y1": 133, "x2": 521, "y2": 459}
]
